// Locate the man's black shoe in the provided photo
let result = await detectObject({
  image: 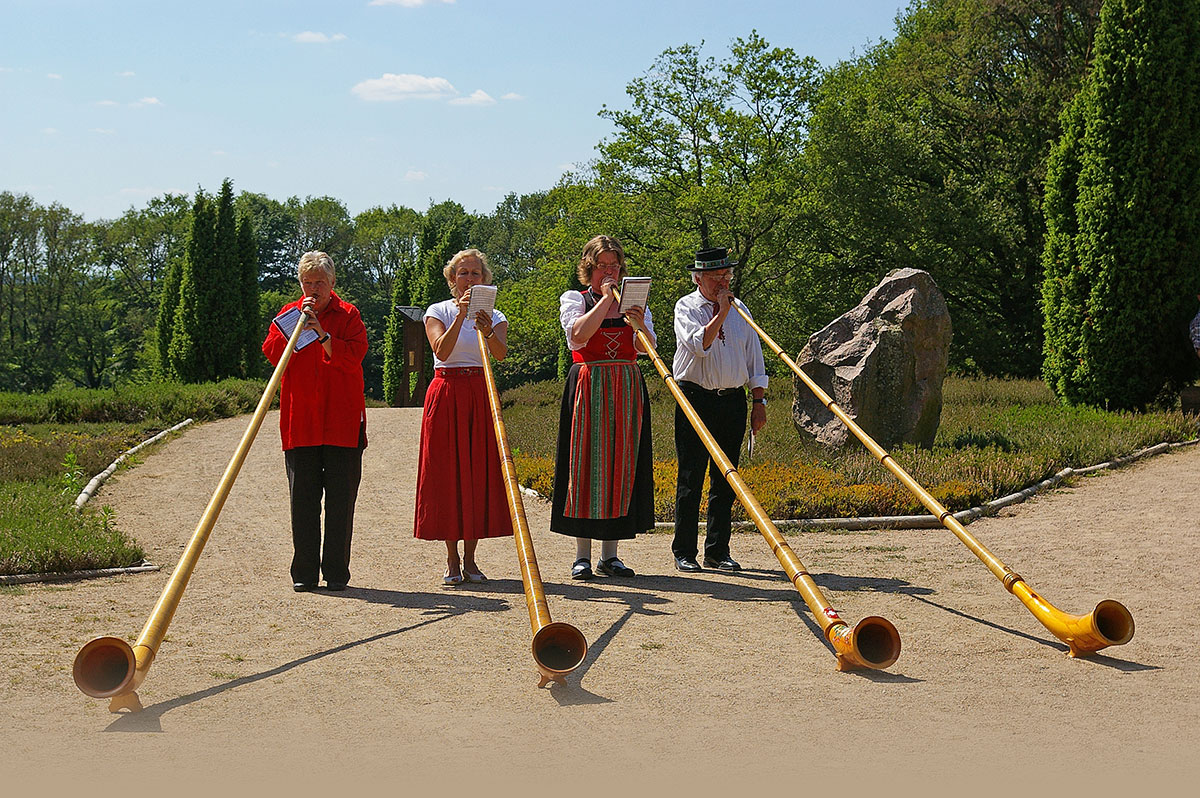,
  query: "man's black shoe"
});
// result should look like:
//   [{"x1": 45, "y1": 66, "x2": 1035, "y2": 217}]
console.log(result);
[
  {"x1": 325, "y1": 582, "x2": 347, "y2": 591},
  {"x1": 293, "y1": 582, "x2": 317, "y2": 592},
  {"x1": 674, "y1": 556, "x2": 702, "y2": 573},
  {"x1": 703, "y1": 556, "x2": 741, "y2": 572}
]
